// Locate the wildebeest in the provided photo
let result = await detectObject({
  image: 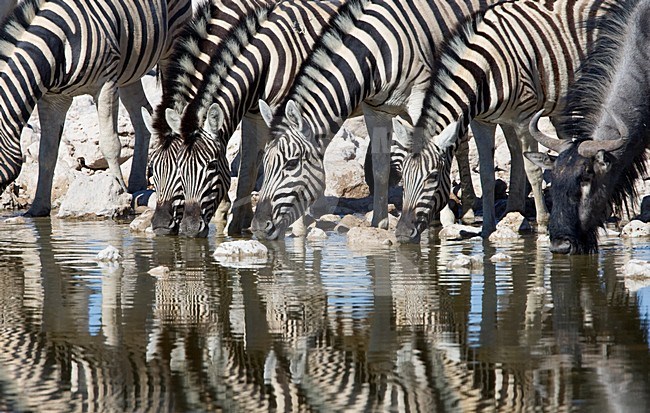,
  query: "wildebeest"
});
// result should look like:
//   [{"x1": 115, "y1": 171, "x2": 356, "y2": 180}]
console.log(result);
[{"x1": 525, "y1": 0, "x2": 650, "y2": 254}]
